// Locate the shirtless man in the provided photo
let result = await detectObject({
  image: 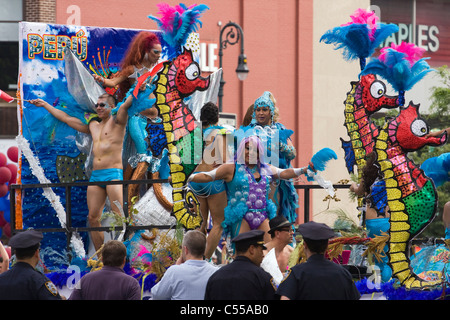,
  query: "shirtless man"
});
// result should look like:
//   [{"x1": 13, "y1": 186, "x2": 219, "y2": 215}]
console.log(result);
[
  {"x1": 30, "y1": 93, "x2": 132, "y2": 251},
  {"x1": 264, "y1": 216, "x2": 294, "y2": 275}
]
